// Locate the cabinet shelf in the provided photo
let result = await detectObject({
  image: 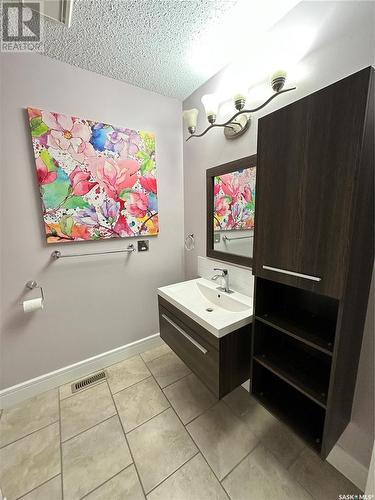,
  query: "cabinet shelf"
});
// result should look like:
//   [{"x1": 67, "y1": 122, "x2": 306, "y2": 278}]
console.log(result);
[
  {"x1": 253, "y1": 354, "x2": 328, "y2": 408},
  {"x1": 253, "y1": 320, "x2": 331, "y2": 408},
  {"x1": 252, "y1": 67, "x2": 374, "y2": 459},
  {"x1": 254, "y1": 278, "x2": 338, "y2": 356},
  {"x1": 252, "y1": 362, "x2": 325, "y2": 452},
  {"x1": 255, "y1": 313, "x2": 334, "y2": 356}
]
